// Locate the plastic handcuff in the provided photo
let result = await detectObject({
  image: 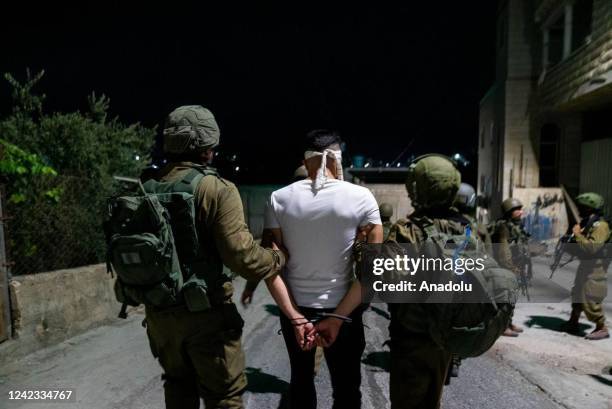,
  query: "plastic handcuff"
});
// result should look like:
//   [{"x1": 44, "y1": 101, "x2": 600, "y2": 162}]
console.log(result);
[{"x1": 291, "y1": 313, "x2": 353, "y2": 326}]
